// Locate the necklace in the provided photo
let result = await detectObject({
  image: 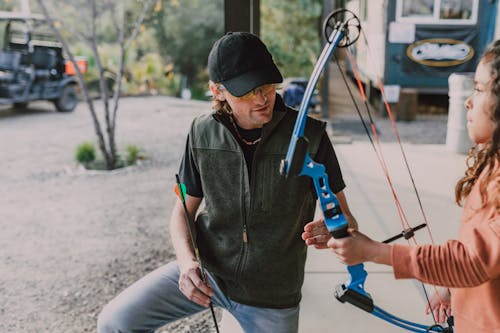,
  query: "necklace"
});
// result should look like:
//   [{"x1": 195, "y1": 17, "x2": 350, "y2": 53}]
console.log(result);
[{"x1": 228, "y1": 115, "x2": 262, "y2": 145}]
